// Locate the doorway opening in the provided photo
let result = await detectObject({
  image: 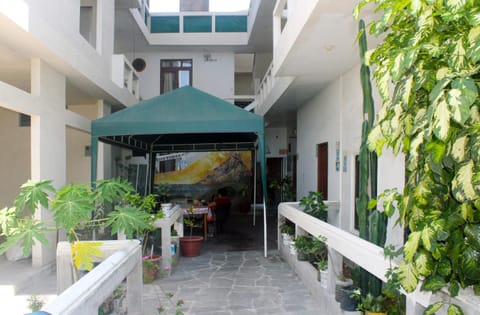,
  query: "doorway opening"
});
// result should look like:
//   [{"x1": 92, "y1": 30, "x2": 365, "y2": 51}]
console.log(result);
[{"x1": 317, "y1": 142, "x2": 328, "y2": 199}]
